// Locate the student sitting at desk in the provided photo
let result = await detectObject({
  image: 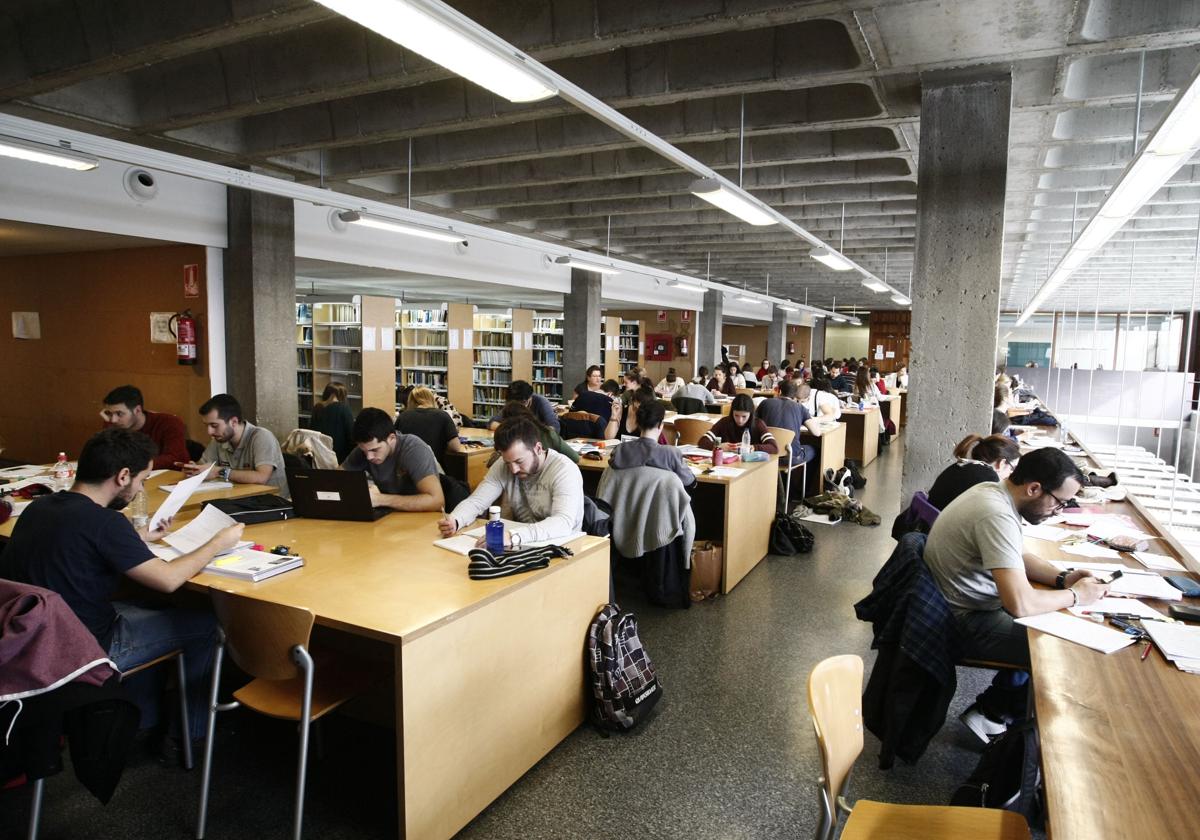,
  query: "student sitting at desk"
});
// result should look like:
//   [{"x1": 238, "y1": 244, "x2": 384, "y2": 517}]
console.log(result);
[
  {"x1": 608, "y1": 400, "x2": 695, "y2": 489},
  {"x1": 491, "y1": 401, "x2": 579, "y2": 464},
  {"x1": 691, "y1": 366, "x2": 710, "y2": 386},
  {"x1": 706, "y1": 366, "x2": 737, "y2": 397},
  {"x1": 698, "y1": 394, "x2": 779, "y2": 454},
  {"x1": 101, "y1": 384, "x2": 189, "y2": 469},
  {"x1": 924, "y1": 447, "x2": 1109, "y2": 739},
  {"x1": 396, "y1": 387, "x2": 465, "y2": 466},
  {"x1": 342, "y1": 408, "x2": 445, "y2": 512},
  {"x1": 181, "y1": 393, "x2": 290, "y2": 499},
  {"x1": 2, "y1": 428, "x2": 244, "y2": 747},
  {"x1": 309, "y1": 382, "x2": 355, "y2": 463},
  {"x1": 927, "y1": 434, "x2": 1020, "y2": 512},
  {"x1": 756, "y1": 380, "x2": 823, "y2": 464},
  {"x1": 487, "y1": 380, "x2": 561, "y2": 433},
  {"x1": 654, "y1": 369, "x2": 687, "y2": 401},
  {"x1": 683, "y1": 376, "x2": 716, "y2": 405},
  {"x1": 438, "y1": 416, "x2": 584, "y2": 548},
  {"x1": 804, "y1": 378, "x2": 842, "y2": 421},
  {"x1": 561, "y1": 379, "x2": 621, "y2": 440}
]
